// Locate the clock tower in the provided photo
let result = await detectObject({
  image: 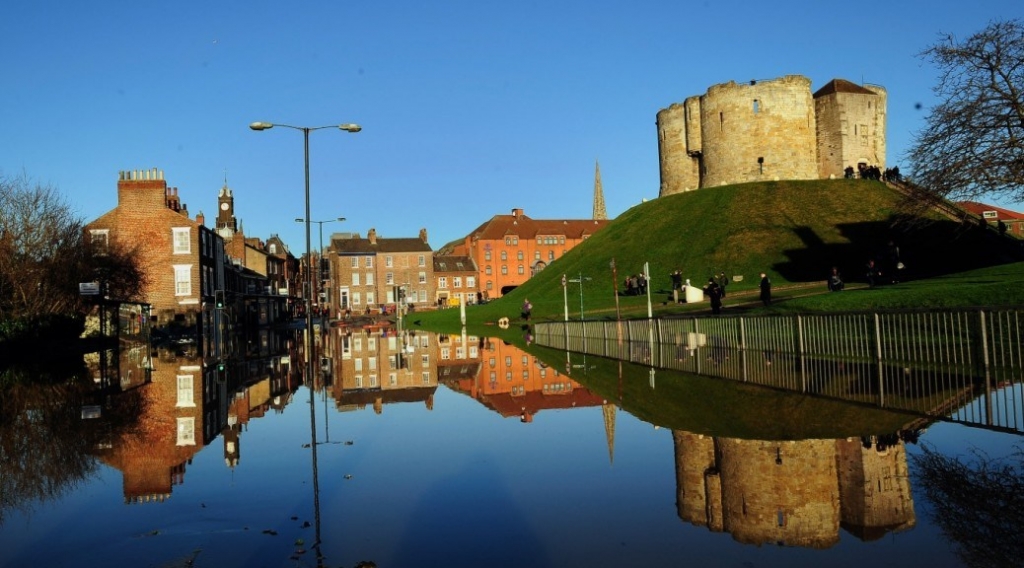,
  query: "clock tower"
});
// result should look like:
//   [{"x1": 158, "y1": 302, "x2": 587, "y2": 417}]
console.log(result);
[{"x1": 216, "y1": 183, "x2": 237, "y2": 234}]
